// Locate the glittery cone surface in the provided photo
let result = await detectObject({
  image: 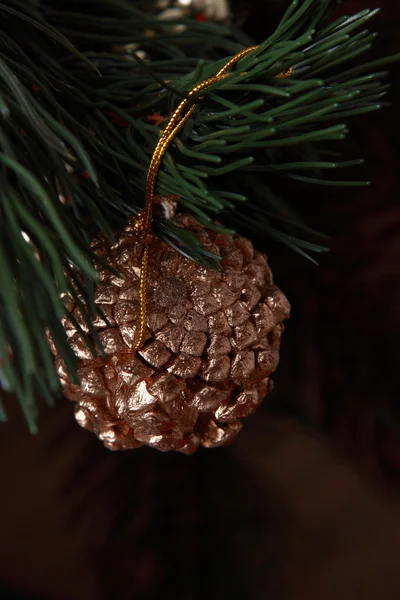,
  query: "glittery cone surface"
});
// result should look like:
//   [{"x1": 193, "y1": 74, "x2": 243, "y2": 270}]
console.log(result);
[{"x1": 53, "y1": 214, "x2": 290, "y2": 453}]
